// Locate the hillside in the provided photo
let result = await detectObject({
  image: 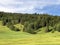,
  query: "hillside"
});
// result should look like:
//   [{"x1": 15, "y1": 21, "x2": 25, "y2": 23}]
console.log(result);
[
  {"x1": 0, "y1": 12, "x2": 60, "y2": 34},
  {"x1": 0, "y1": 12, "x2": 60, "y2": 45},
  {"x1": 0, "y1": 21, "x2": 60, "y2": 45}
]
